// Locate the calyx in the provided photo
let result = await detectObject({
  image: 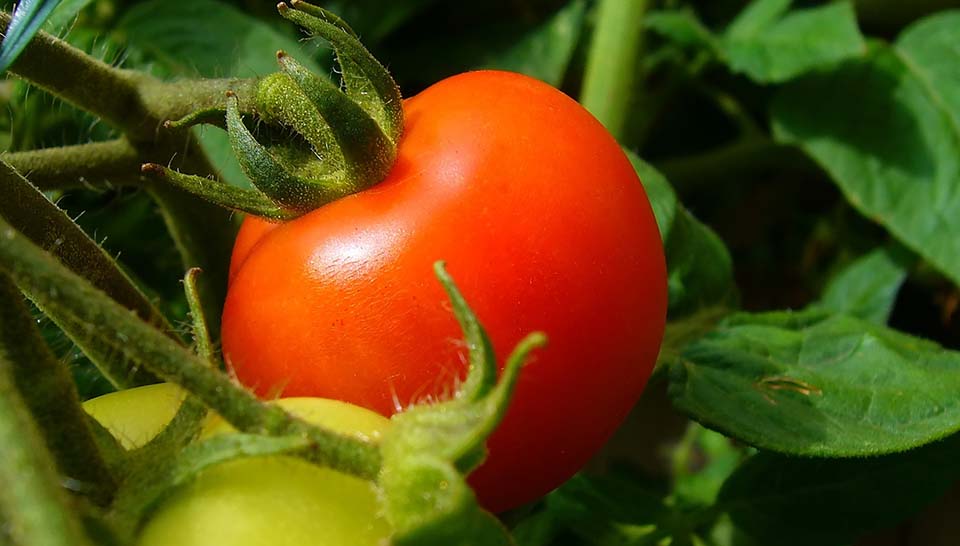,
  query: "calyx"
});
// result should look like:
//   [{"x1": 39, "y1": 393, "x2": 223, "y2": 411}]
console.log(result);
[{"x1": 142, "y1": 0, "x2": 403, "y2": 220}]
